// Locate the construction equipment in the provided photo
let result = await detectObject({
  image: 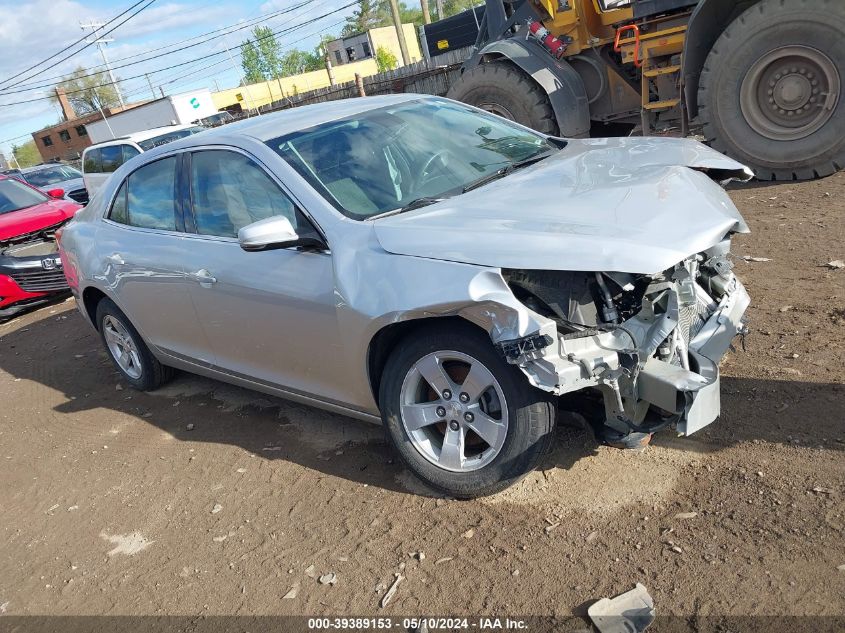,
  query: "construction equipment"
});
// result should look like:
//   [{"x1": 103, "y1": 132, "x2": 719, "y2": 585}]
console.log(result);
[{"x1": 446, "y1": 0, "x2": 844, "y2": 181}]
